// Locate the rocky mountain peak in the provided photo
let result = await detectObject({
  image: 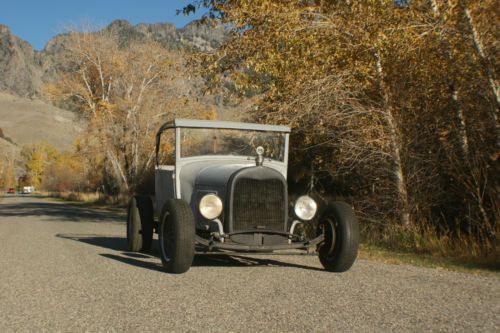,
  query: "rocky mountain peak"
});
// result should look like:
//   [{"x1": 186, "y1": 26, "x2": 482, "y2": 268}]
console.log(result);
[
  {"x1": 0, "y1": 25, "x2": 11, "y2": 34},
  {"x1": 107, "y1": 19, "x2": 134, "y2": 30},
  {"x1": 0, "y1": 24, "x2": 42, "y2": 96},
  {"x1": 0, "y1": 20, "x2": 226, "y2": 97}
]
